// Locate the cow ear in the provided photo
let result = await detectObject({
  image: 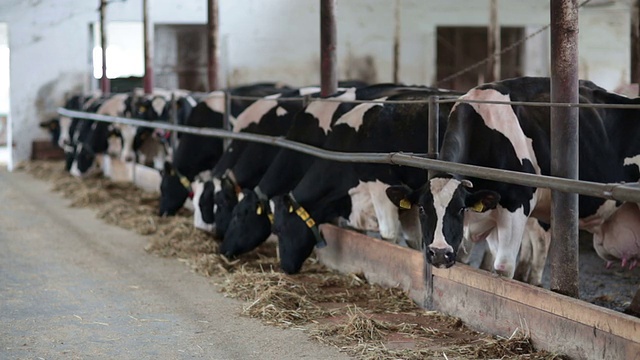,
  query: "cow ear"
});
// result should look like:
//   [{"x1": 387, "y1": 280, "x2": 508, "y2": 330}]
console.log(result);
[
  {"x1": 386, "y1": 185, "x2": 415, "y2": 210},
  {"x1": 465, "y1": 190, "x2": 500, "y2": 213}
]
